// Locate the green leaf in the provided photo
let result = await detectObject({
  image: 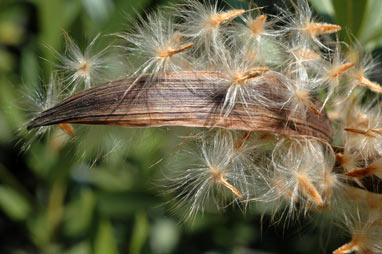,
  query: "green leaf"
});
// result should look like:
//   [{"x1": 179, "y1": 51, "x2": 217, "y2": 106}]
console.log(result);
[
  {"x1": 64, "y1": 188, "x2": 95, "y2": 237},
  {"x1": 0, "y1": 113, "x2": 11, "y2": 143},
  {"x1": 0, "y1": 76, "x2": 26, "y2": 129},
  {"x1": 20, "y1": 46, "x2": 40, "y2": 86},
  {"x1": 332, "y1": 0, "x2": 367, "y2": 40},
  {"x1": 27, "y1": 142, "x2": 59, "y2": 179},
  {"x1": 94, "y1": 219, "x2": 118, "y2": 254},
  {"x1": 27, "y1": 213, "x2": 52, "y2": 248},
  {"x1": 0, "y1": 47, "x2": 16, "y2": 72},
  {"x1": 97, "y1": 192, "x2": 159, "y2": 218},
  {"x1": 357, "y1": 0, "x2": 382, "y2": 50},
  {"x1": 0, "y1": 6, "x2": 26, "y2": 46},
  {"x1": 0, "y1": 185, "x2": 31, "y2": 221},
  {"x1": 129, "y1": 211, "x2": 149, "y2": 254},
  {"x1": 89, "y1": 167, "x2": 133, "y2": 192}
]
